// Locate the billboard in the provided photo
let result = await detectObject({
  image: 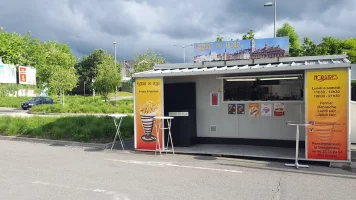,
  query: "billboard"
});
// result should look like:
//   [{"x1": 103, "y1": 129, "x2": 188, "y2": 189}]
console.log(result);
[
  {"x1": 0, "y1": 63, "x2": 17, "y2": 84},
  {"x1": 19, "y1": 66, "x2": 36, "y2": 85},
  {"x1": 194, "y1": 37, "x2": 289, "y2": 63},
  {"x1": 135, "y1": 78, "x2": 163, "y2": 150},
  {"x1": 306, "y1": 69, "x2": 349, "y2": 161}
]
